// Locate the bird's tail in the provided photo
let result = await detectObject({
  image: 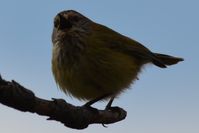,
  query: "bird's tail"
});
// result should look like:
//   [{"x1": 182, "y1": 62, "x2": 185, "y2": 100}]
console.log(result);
[{"x1": 152, "y1": 53, "x2": 184, "y2": 68}]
